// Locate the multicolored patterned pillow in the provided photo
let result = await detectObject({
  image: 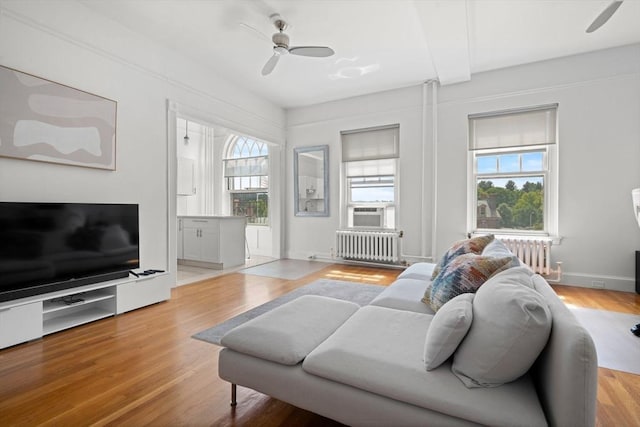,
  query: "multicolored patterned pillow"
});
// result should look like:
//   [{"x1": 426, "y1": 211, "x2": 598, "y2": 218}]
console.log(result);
[
  {"x1": 424, "y1": 253, "x2": 517, "y2": 312},
  {"x1": 431, "y1": 235, "x2": 495, "y2": 280}
]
